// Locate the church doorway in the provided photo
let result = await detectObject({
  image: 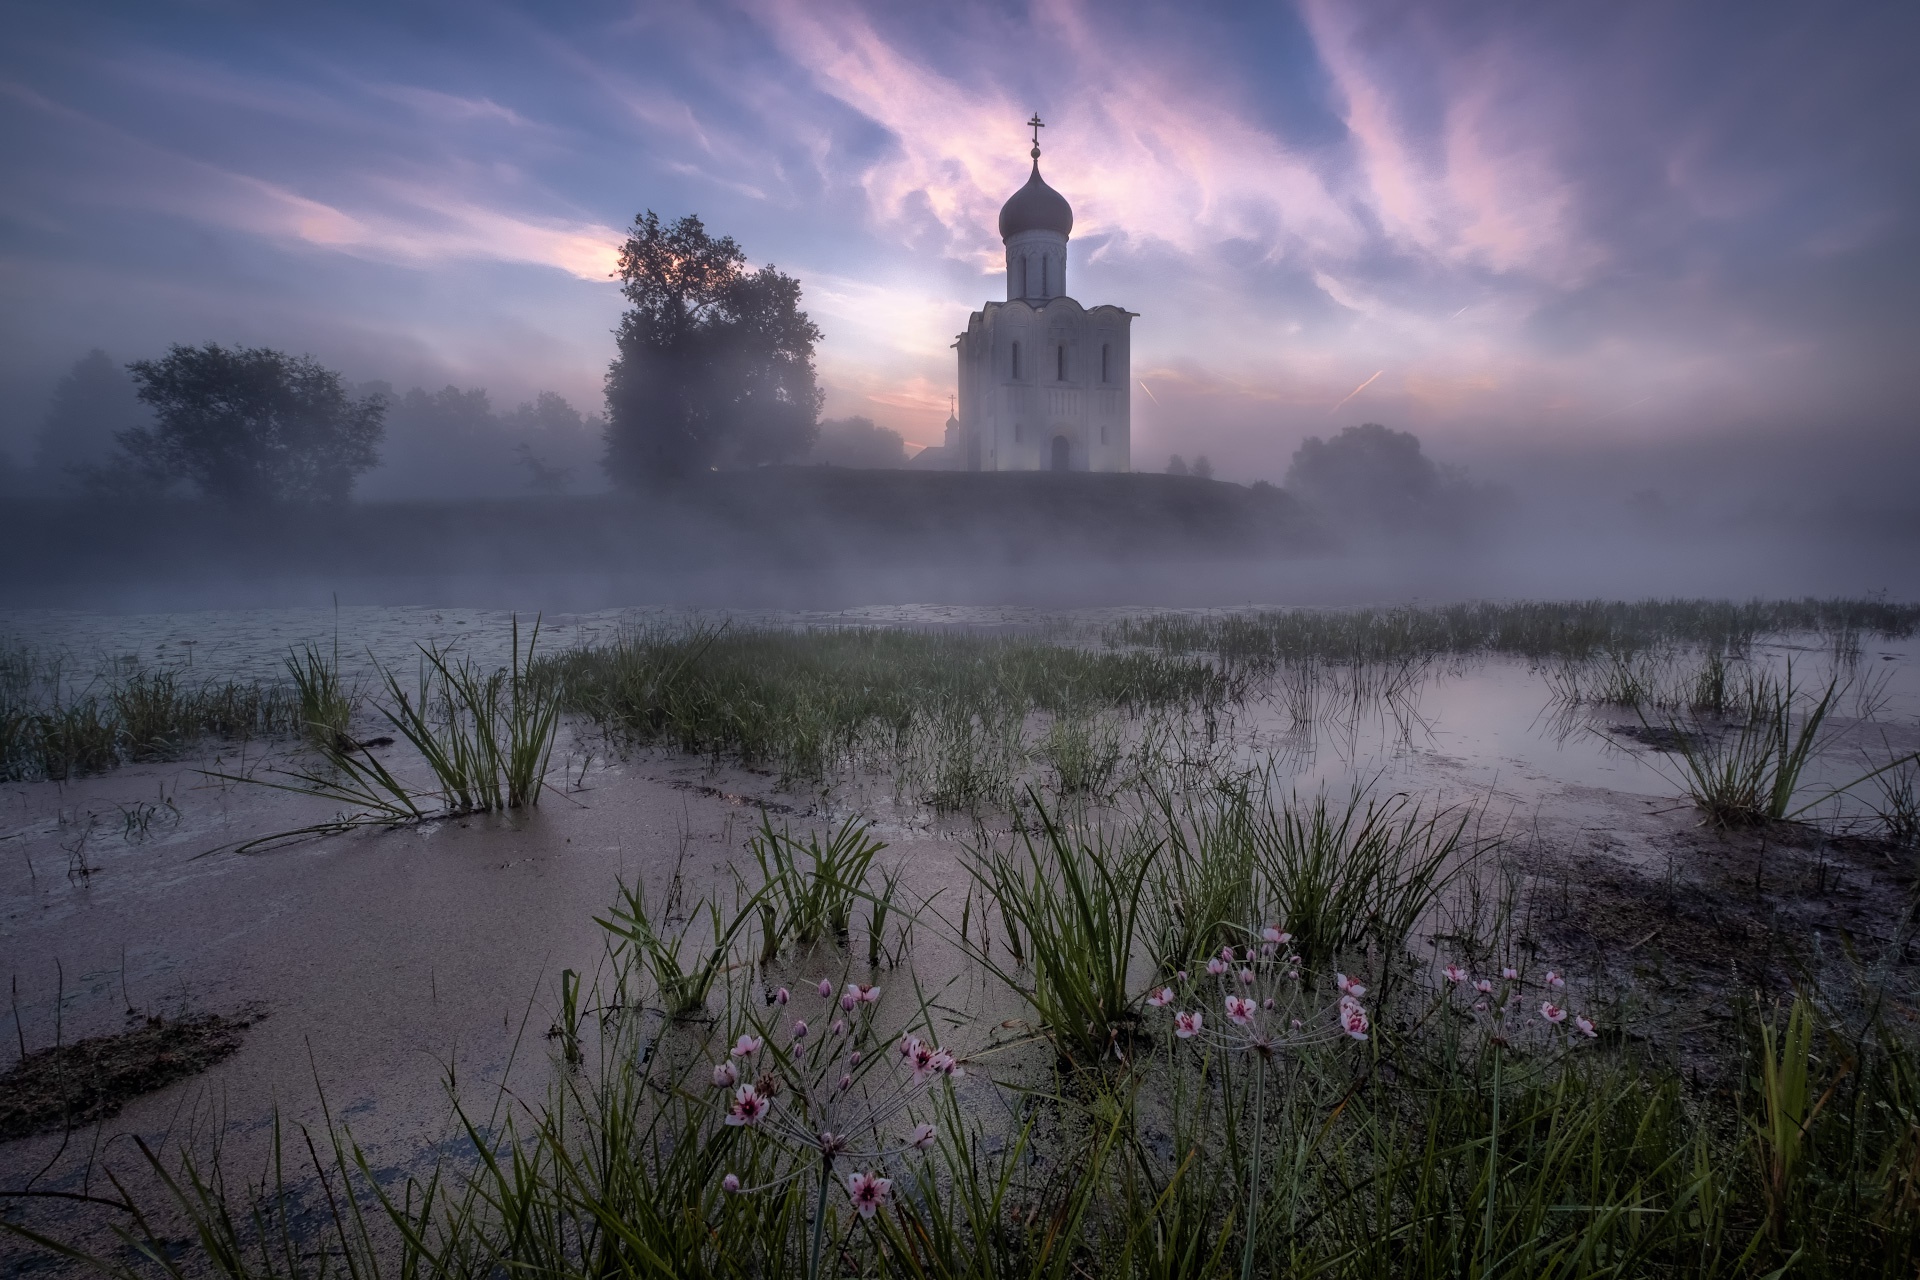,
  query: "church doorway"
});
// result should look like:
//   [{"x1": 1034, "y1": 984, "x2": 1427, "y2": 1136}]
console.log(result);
[{"x1": 1050, "y1": 435, "x2": 1071, "y2": 472}]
